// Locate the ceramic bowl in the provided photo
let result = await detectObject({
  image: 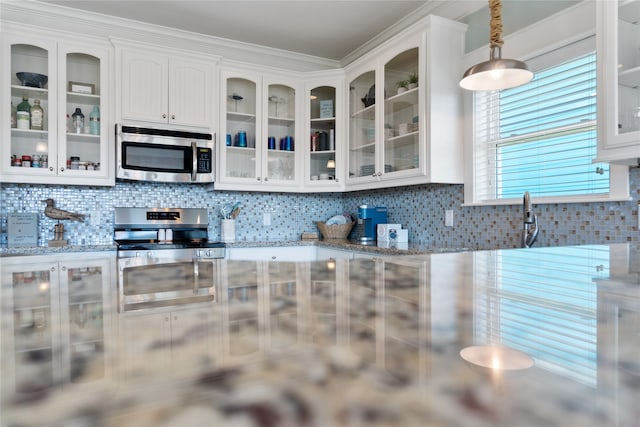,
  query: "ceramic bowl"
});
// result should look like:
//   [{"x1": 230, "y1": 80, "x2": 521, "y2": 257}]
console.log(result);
[{"x1": 16, "y1": 72, "x2": 48, "y2": 88}]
